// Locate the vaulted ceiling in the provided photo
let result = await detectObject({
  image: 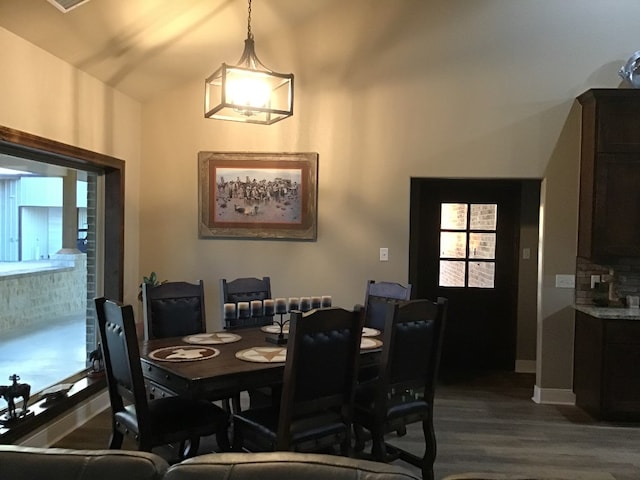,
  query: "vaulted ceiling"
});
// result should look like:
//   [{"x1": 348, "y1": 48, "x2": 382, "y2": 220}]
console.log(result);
[{"x1": 0, "y1": 0, "x2": 340, "y2": 101}]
